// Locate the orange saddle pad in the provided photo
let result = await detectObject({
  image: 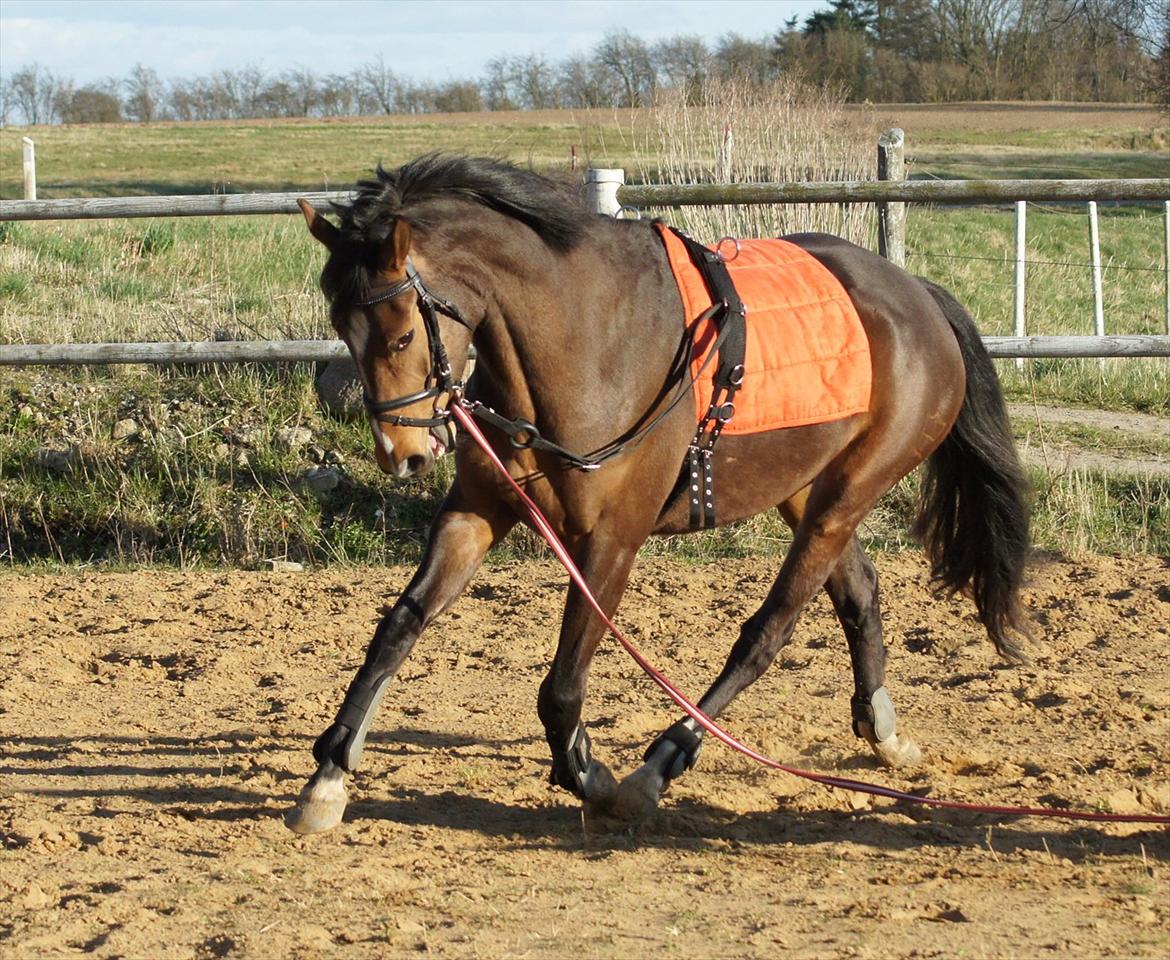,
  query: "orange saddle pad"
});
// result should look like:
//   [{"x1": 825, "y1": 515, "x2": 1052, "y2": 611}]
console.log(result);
[{"x1": 656, "y1": 223, "x2": 871, "y2": 435}]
